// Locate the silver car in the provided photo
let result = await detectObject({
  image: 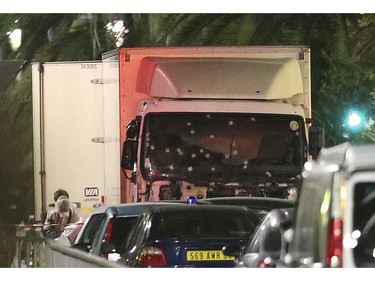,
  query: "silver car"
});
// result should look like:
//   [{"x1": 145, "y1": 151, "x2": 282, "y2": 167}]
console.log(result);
[
  {"x1": 223, "y1": 207, "x2": 294, "y2": 268},
  {"x1": 285, "y1": 143, "x2": 375, "y2": 268}
]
